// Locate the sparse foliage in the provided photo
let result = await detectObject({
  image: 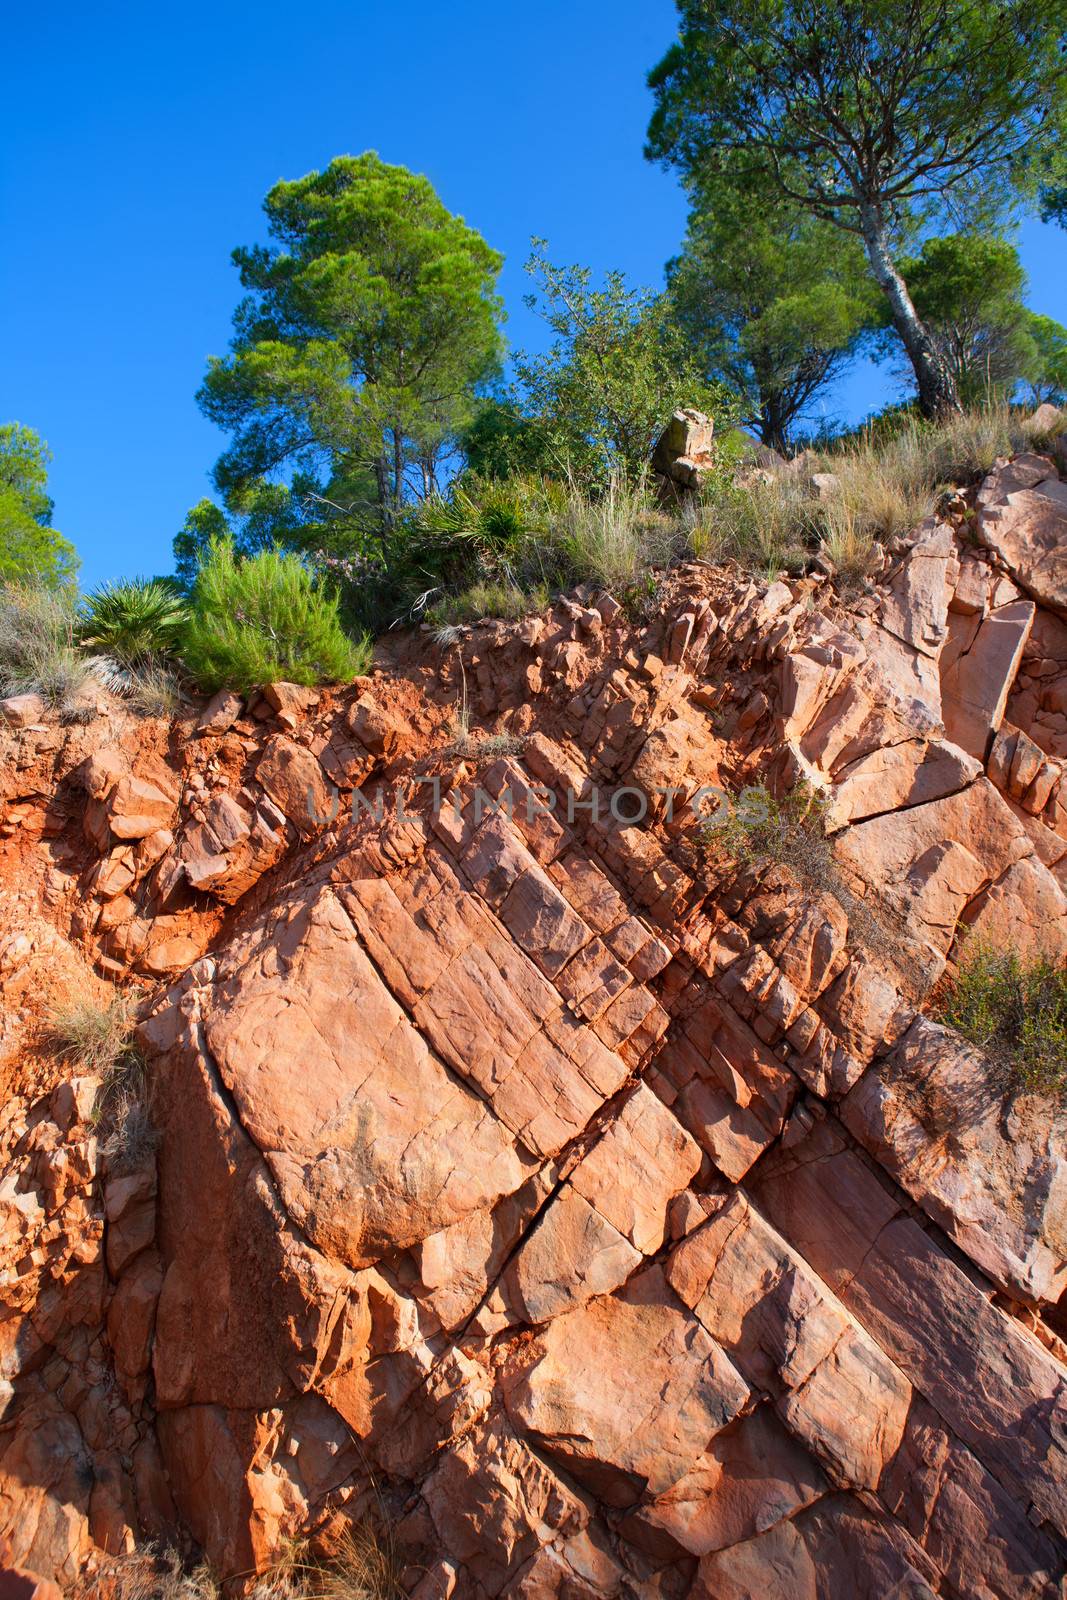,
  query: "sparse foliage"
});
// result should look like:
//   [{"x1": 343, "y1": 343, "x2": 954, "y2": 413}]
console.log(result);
[
  {"x1": 426, "y1": 580, "x2": 550, "y2": 629},
  {"x1": 702, "y1": 781, "x2": 919, "y2": 981},
  {"x1": 939, "y1": 938, "x2": 1067, "y2": 1096},
  {"x1": 553, "y1": 472, "x2": 681, "y2": 591},
  {"x1": 696, "y1": 403, "x2": 1043, "y2": 580},
  {"x1": 48, "y1": 990, "x2": 137, "y2": 1077}
]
